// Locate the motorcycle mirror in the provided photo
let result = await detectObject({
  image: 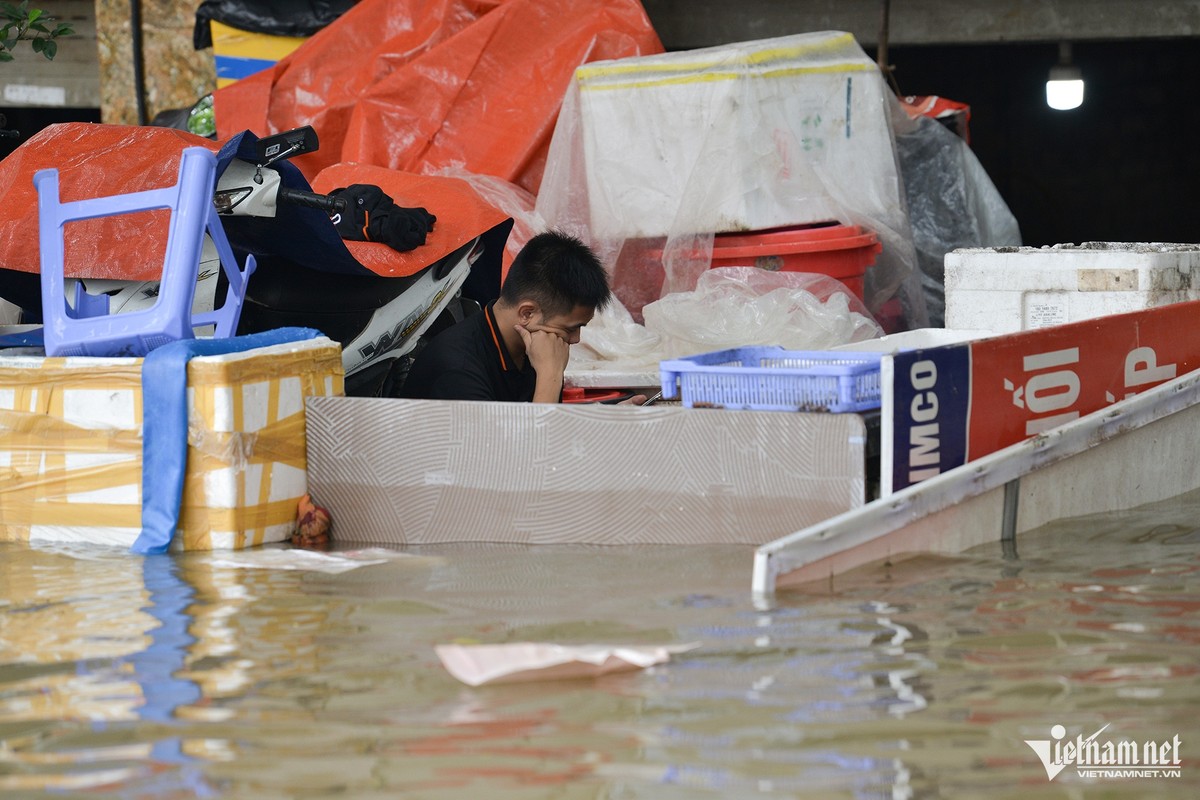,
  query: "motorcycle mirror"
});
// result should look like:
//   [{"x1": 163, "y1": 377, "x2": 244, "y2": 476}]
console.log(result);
[{"x1": 255, "y1": 126, "x2": 319, "y2": 168}]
